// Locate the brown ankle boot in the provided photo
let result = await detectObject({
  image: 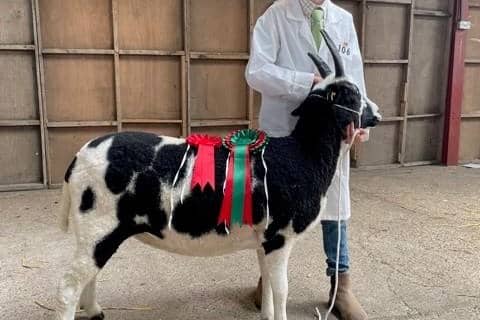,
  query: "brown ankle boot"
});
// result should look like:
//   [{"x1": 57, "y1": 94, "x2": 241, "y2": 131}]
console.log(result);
[
  {"x1": 254, "y1": 277, "x2": 262, "y2": 309},
  {"x1": 328, "y1": 273, "x2": 367, "y2": 320}
]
